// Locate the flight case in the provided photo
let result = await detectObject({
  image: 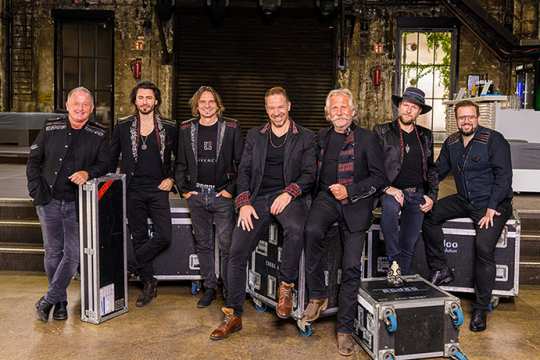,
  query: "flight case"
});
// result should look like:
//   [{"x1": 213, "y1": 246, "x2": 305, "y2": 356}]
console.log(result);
[{"x1": 79, "y1": 174, "x2": 128, "y2": 324}]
